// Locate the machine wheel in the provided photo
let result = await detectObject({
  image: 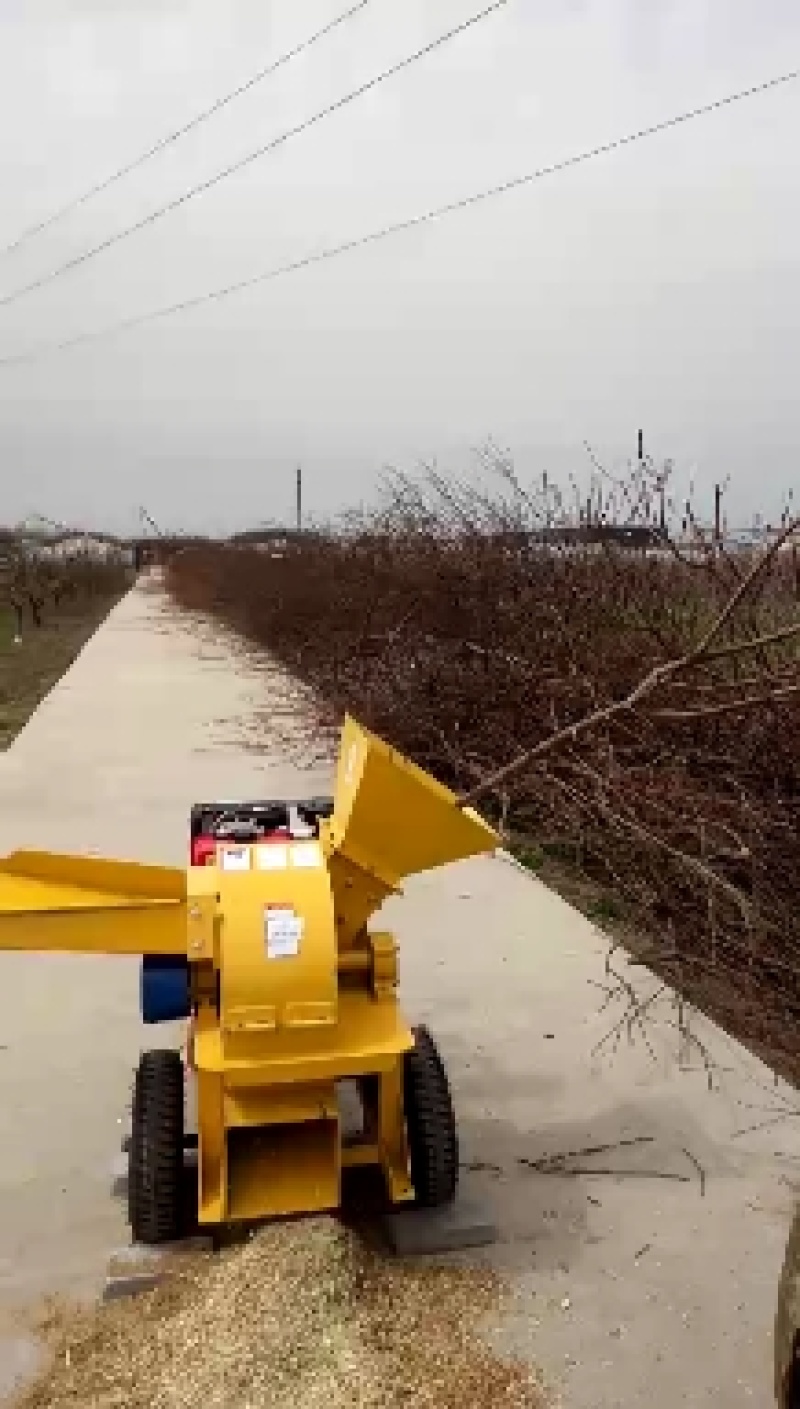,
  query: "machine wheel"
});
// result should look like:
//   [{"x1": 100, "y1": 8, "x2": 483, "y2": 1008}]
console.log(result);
[
  {"x1": 128, "y1": 1049, "x2": 184, "y2": 1245},
  {"x1": 403, "y1": 1025, "x2": 458, "y2": 1208},
  {"x1": 776, "y1": 1200, "x2": 800, "y2": 1406},
  {"x1": 126, "y1": 1080, "x2": 141, "y2": 1232}
]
